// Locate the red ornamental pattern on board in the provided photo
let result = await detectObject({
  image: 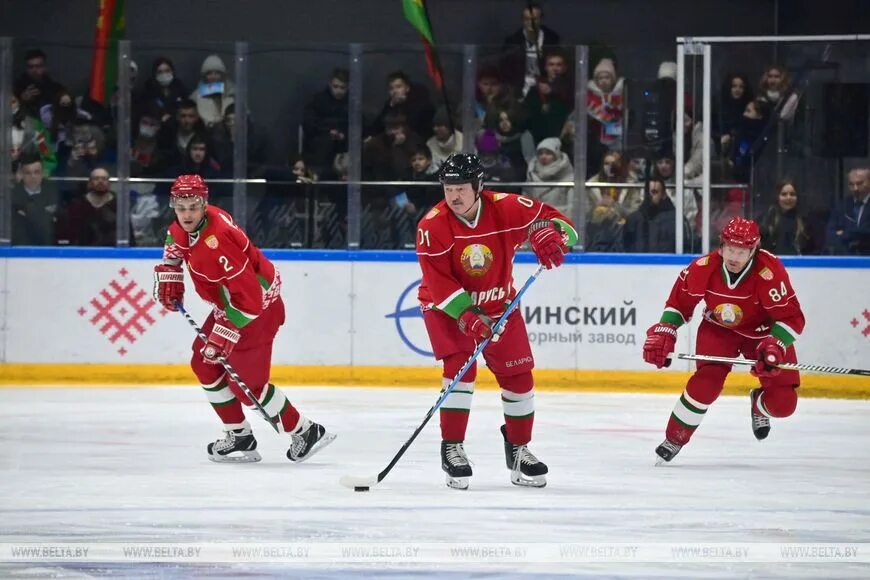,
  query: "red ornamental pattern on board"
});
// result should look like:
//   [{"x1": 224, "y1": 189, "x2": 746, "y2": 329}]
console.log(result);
[
  {"x1": 849, "y1": 309, "x2": 870, "y2": 338},
  {"x1": 78, "y1": 268, "x2": 168, "y2": 356}
]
